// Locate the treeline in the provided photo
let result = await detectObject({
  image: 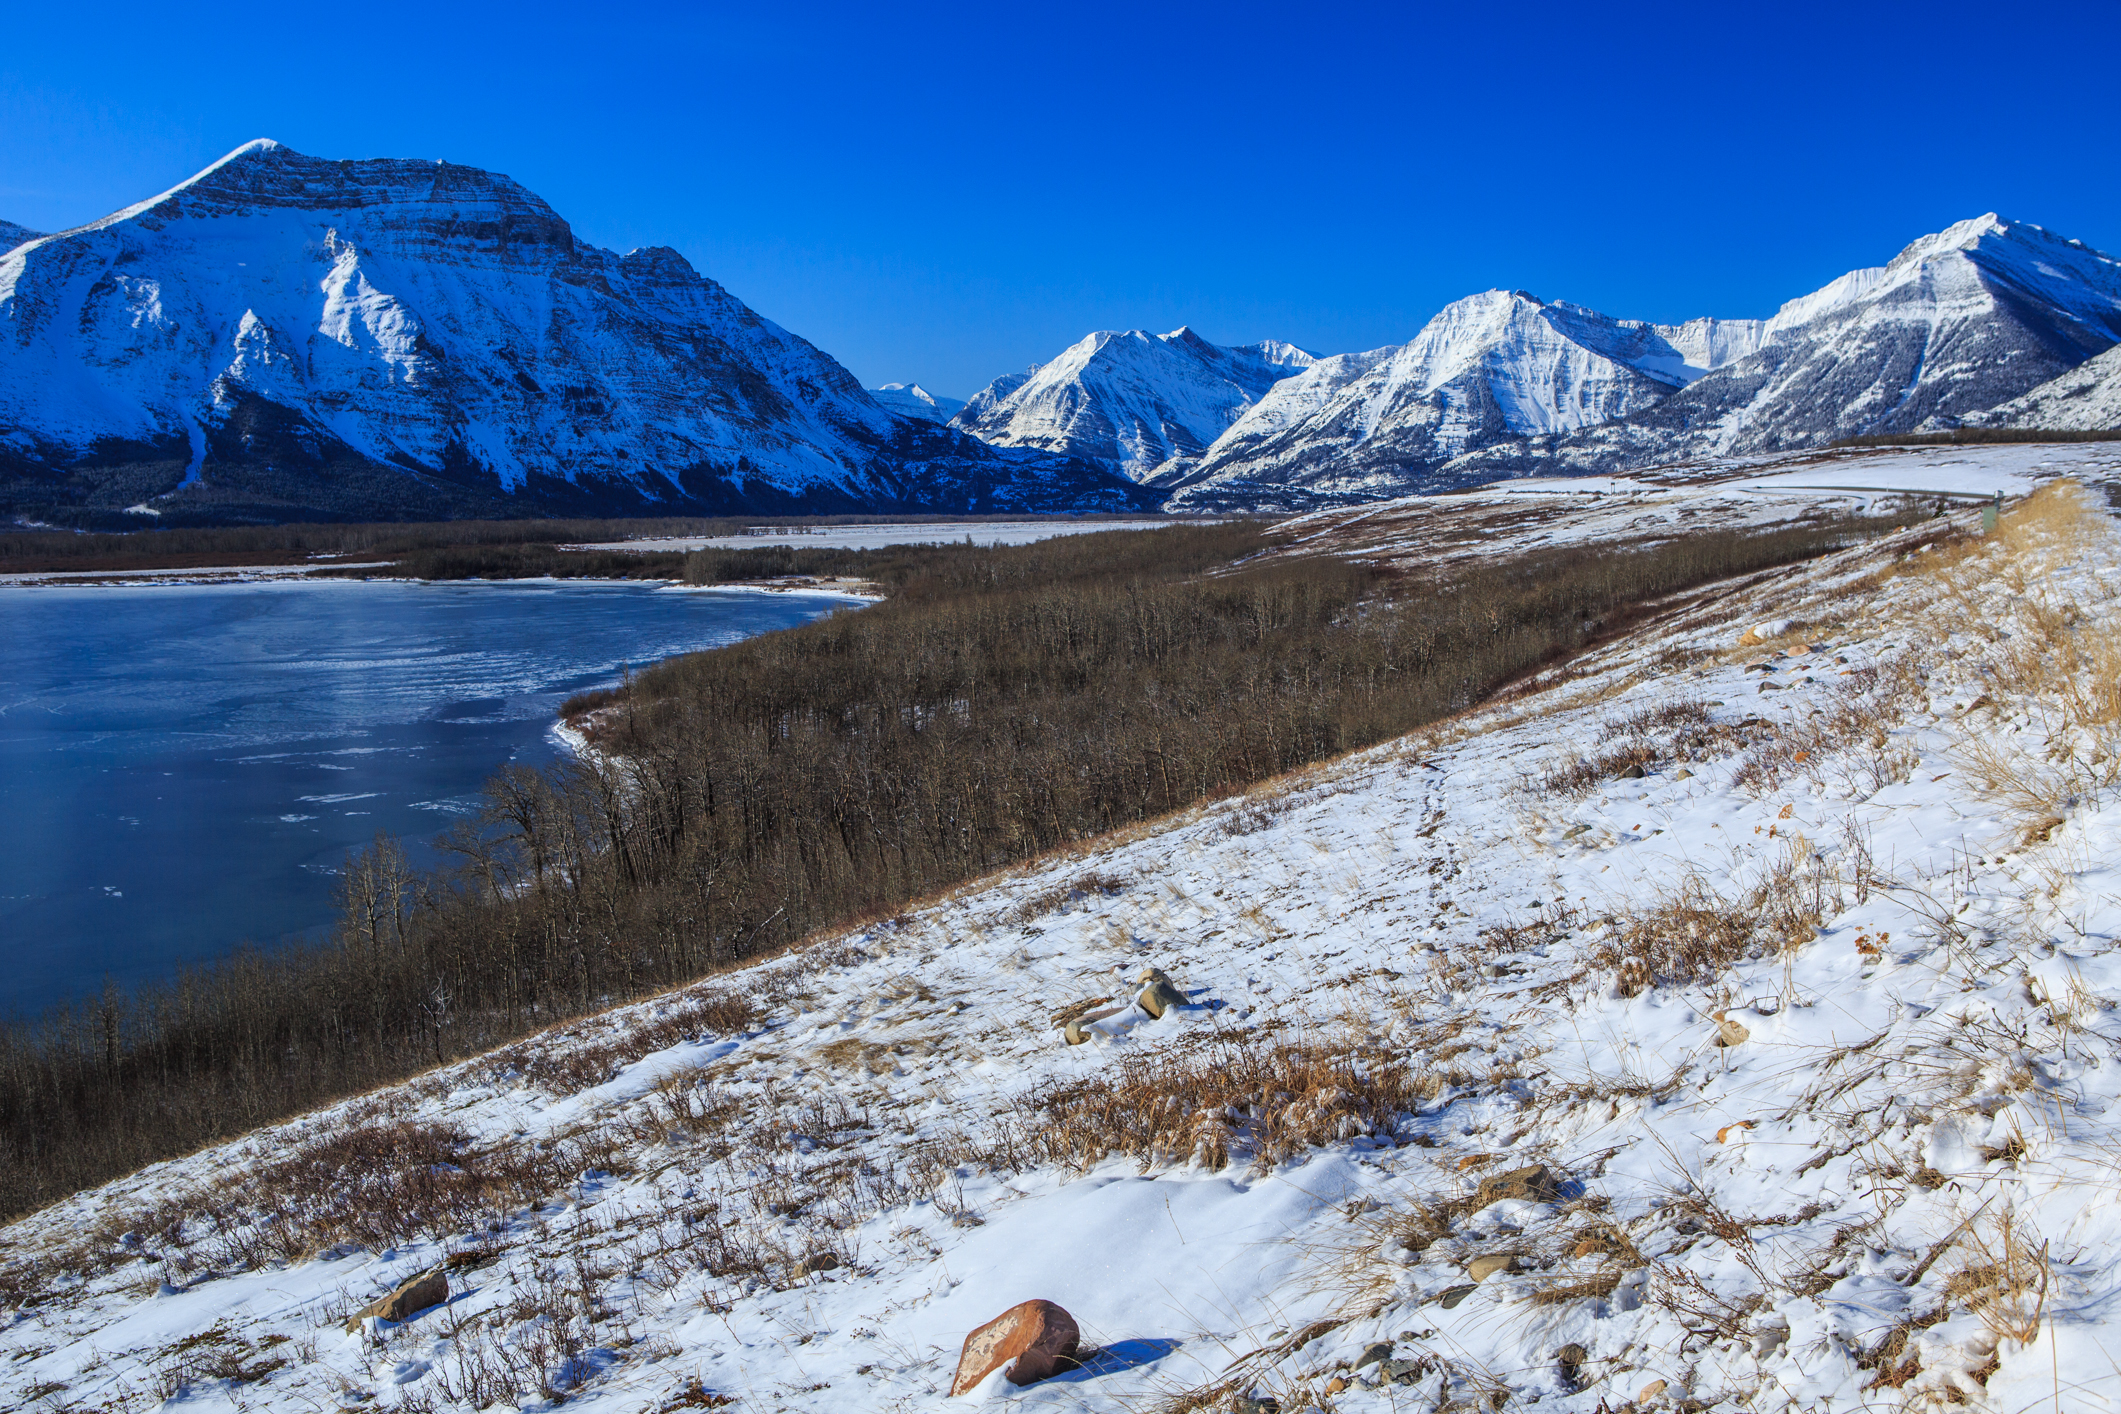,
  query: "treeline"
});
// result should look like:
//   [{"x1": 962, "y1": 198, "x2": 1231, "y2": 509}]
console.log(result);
[
  {"x1": 0, "y1": 517, "x2": 1885, "y2": 1218},
  {"x1": 1831, "y1": 427, "x2": 2120, "y2": 448},
  {"x1": 0, "y1": 512, "x2": 1143, "y2": 575}
]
